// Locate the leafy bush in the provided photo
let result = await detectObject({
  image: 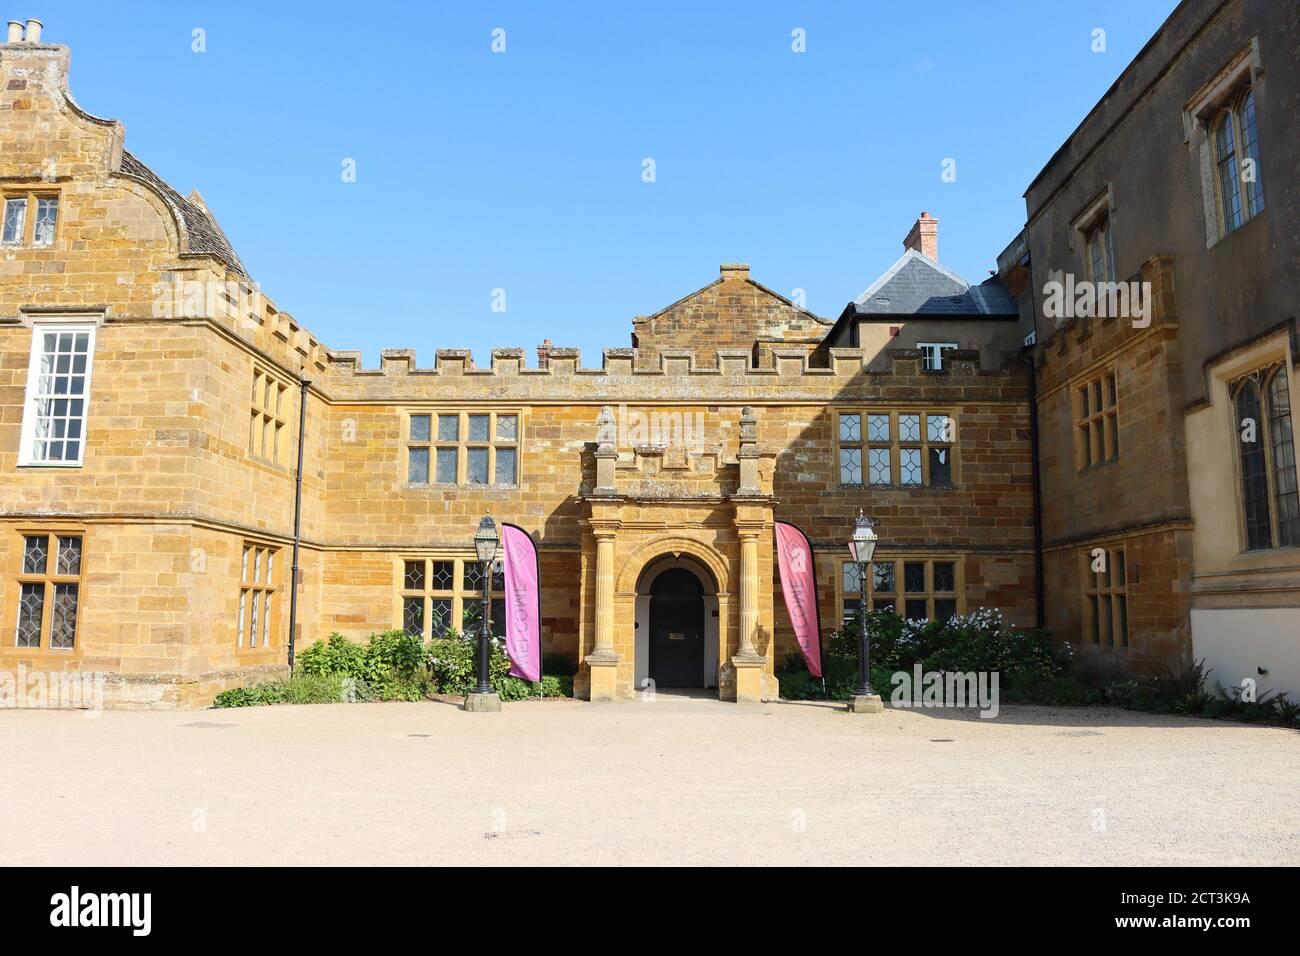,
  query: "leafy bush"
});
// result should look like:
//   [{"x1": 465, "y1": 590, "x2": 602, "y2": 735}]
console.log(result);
[
  {"x1": 777, "y1": 608, "x2": 1088, "y2": 705},
  {"x1": 219, "y1": 627, "x2": 573, "y2": 707},
  {"x1": 1103, "y1": 659, "x2": 1299, "y2": 725},
  {"x1": 215, "y1": 672, "x2": 358, "y2": 708}
]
